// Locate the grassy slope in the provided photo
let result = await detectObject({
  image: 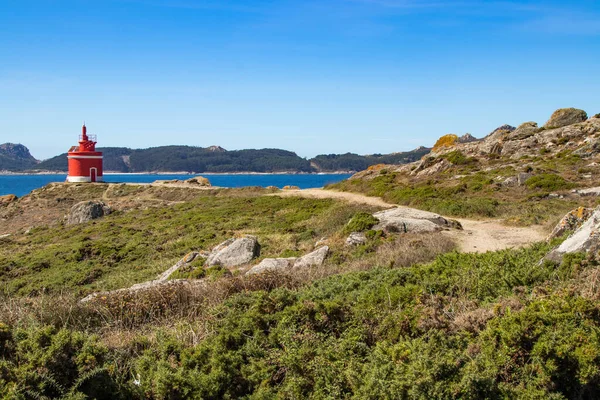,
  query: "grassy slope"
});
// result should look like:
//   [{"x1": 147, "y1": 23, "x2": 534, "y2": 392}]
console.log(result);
[
  {"x1": 2, "y1": 184, "x2": 600, "y2": 398},
  {"x1": 0, "y1": 189, "x2": 378, "y2": 296},
  {"x1": 329, "y1": 151, "x2": 600, "y2": 225}
]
